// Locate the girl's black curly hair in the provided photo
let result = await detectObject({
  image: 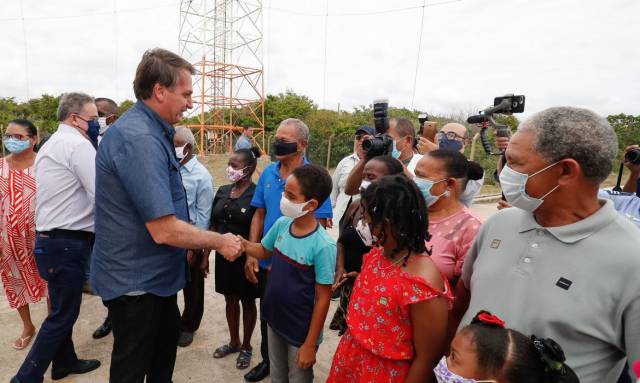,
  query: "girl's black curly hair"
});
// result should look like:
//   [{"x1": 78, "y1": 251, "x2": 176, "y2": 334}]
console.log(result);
[{"x1": 360, "y1": 174, "x2": 430, "y2": 257}]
